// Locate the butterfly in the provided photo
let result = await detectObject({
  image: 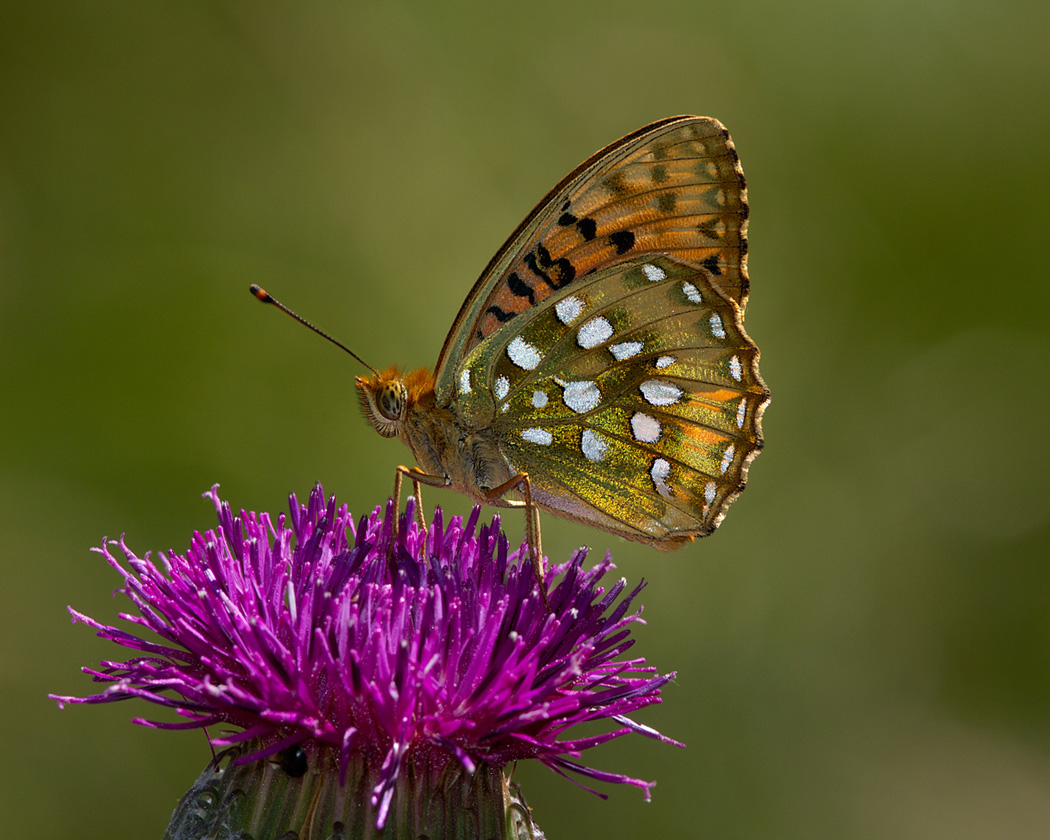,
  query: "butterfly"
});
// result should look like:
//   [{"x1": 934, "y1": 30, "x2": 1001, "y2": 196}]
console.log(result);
[{"x1": 252, "y1": 115, "x2": 769, "y2": 586}]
